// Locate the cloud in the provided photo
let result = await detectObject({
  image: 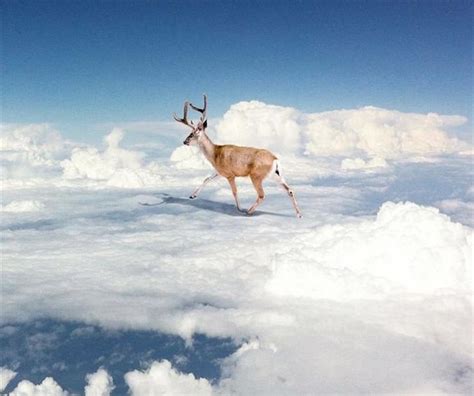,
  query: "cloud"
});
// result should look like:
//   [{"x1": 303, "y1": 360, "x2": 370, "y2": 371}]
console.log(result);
[
  {"x1": 0, "y1": 200, "x2": 45, "y2": 213},
  {"x1": 84, "y1": 368, "x2": 114, "y2": 396},
  {"x1": 0, "y1": 124, "x2": 66, "y2": 166},
  {"x1": 304, "y1": 106, "x2": 468, "y2": 159},
  {"x1": 215, "y1": 101, "x2": 303, "y2": 155},
  {"x1": 340, "y1": 156, "x2": 388, "y2": 170},
  {"x1": 0, "y1": 367, "x2": 16, "y2": 392},
  {"x1": 2, "y1": 185, "x2": 471, "y2": 393},
  {"x1": 170, "y1": 146, "x2": 212, "y2": 170},
  {"x1": 124, "y1": 360, "x2": 213, "y2": 396},
  {"x1": 213, "y1": 101, "x2": 470, "y2": 164},
  {"x1": 61, "y1": 128, "x2": 163, "y2": 188},
  {"x1": 1, "y1": 116, "x2": 472, "y2": 394},
  {"x1": 436, "y1": 199, "x2": 474, "y2": 227},
  {"x1": 10, "y1": 377, "x2": 68, "y2": 396},
  {"x1": 0, "y1": 123, "x2": 70, "y2": 181},
  {"x1": 266, "y1": 201, "x2": 472, "y2": 300}
]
